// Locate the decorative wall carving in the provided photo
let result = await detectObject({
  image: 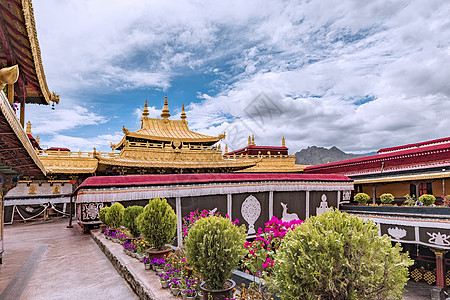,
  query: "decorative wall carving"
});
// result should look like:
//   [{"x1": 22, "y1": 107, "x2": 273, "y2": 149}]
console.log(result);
[
  {"x1": 82, "y1": 203, "x2": 104, "y2": 221},
  {"x1": 388, "y1": 227, "x2": 407, "y2": 240},
  {"x1": 29, "y1": 185, "x2": 37, "y2": 195},
  {"x1": 281, "y1": 202, "x2": 299, "y2": 222},
  {"x1": 316, "y1": 194, "x2": 331, "y2": 215},
  {"x1": 241, "y1": 195, "x2": 261, "y2": 234}
]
